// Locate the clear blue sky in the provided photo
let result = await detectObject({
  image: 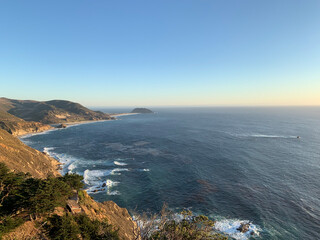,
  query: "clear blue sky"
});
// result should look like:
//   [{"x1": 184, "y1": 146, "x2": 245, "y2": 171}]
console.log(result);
[{"x1": 0, "y1": 0, "x2": 319, "y2": 107}]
